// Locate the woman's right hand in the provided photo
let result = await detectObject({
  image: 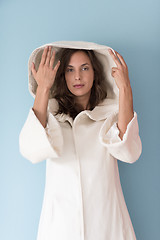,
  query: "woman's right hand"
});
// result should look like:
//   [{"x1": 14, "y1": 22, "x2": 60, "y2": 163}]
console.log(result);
[{"x1": 31, "y1": 46, "x2": 60, "y2": 90}]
